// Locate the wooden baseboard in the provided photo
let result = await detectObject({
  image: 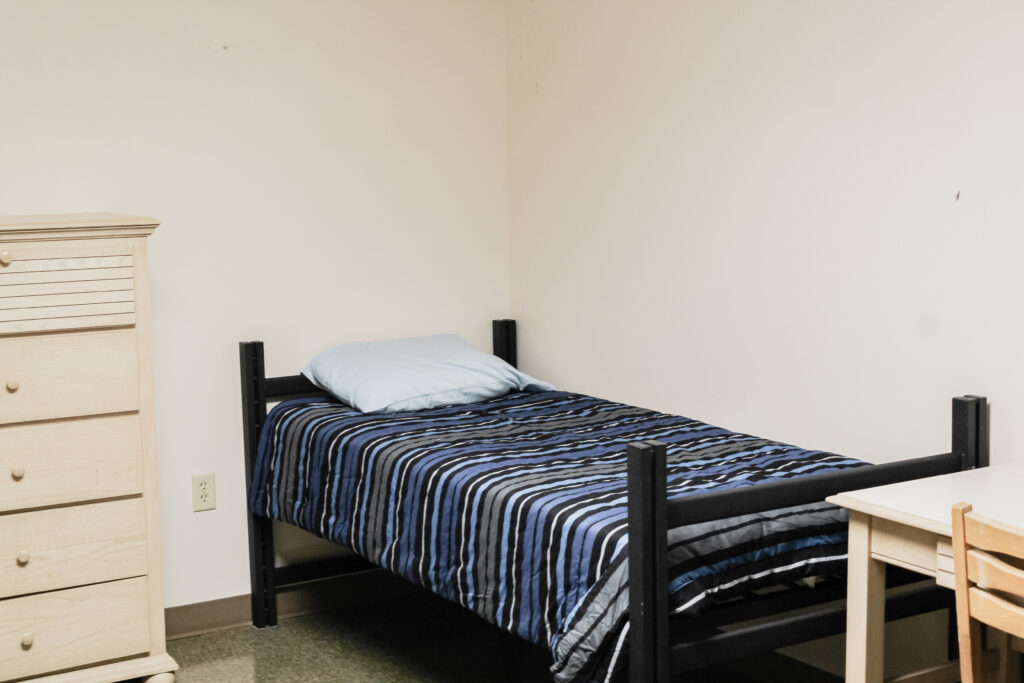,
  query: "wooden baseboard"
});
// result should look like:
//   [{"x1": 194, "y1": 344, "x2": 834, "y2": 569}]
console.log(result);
[
  {"x1": 166, "y1": 592, "x2": 255, "y2": 640},
  {"x1": 165, "y1": 569, "x2": 423, "y2": 640}
]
